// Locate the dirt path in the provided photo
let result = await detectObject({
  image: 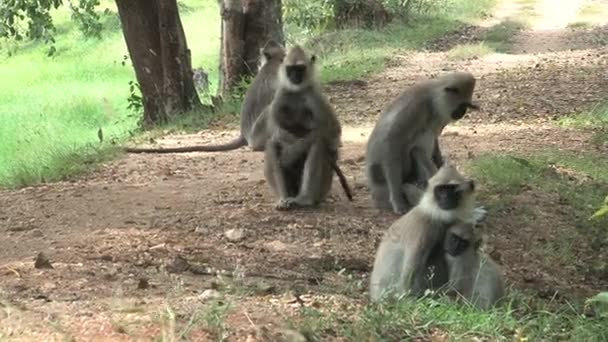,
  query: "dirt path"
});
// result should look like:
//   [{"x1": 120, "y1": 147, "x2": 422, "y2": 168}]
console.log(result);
[{"x1": 1, "y1": 0, "x2": 608, "y2": 340}]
